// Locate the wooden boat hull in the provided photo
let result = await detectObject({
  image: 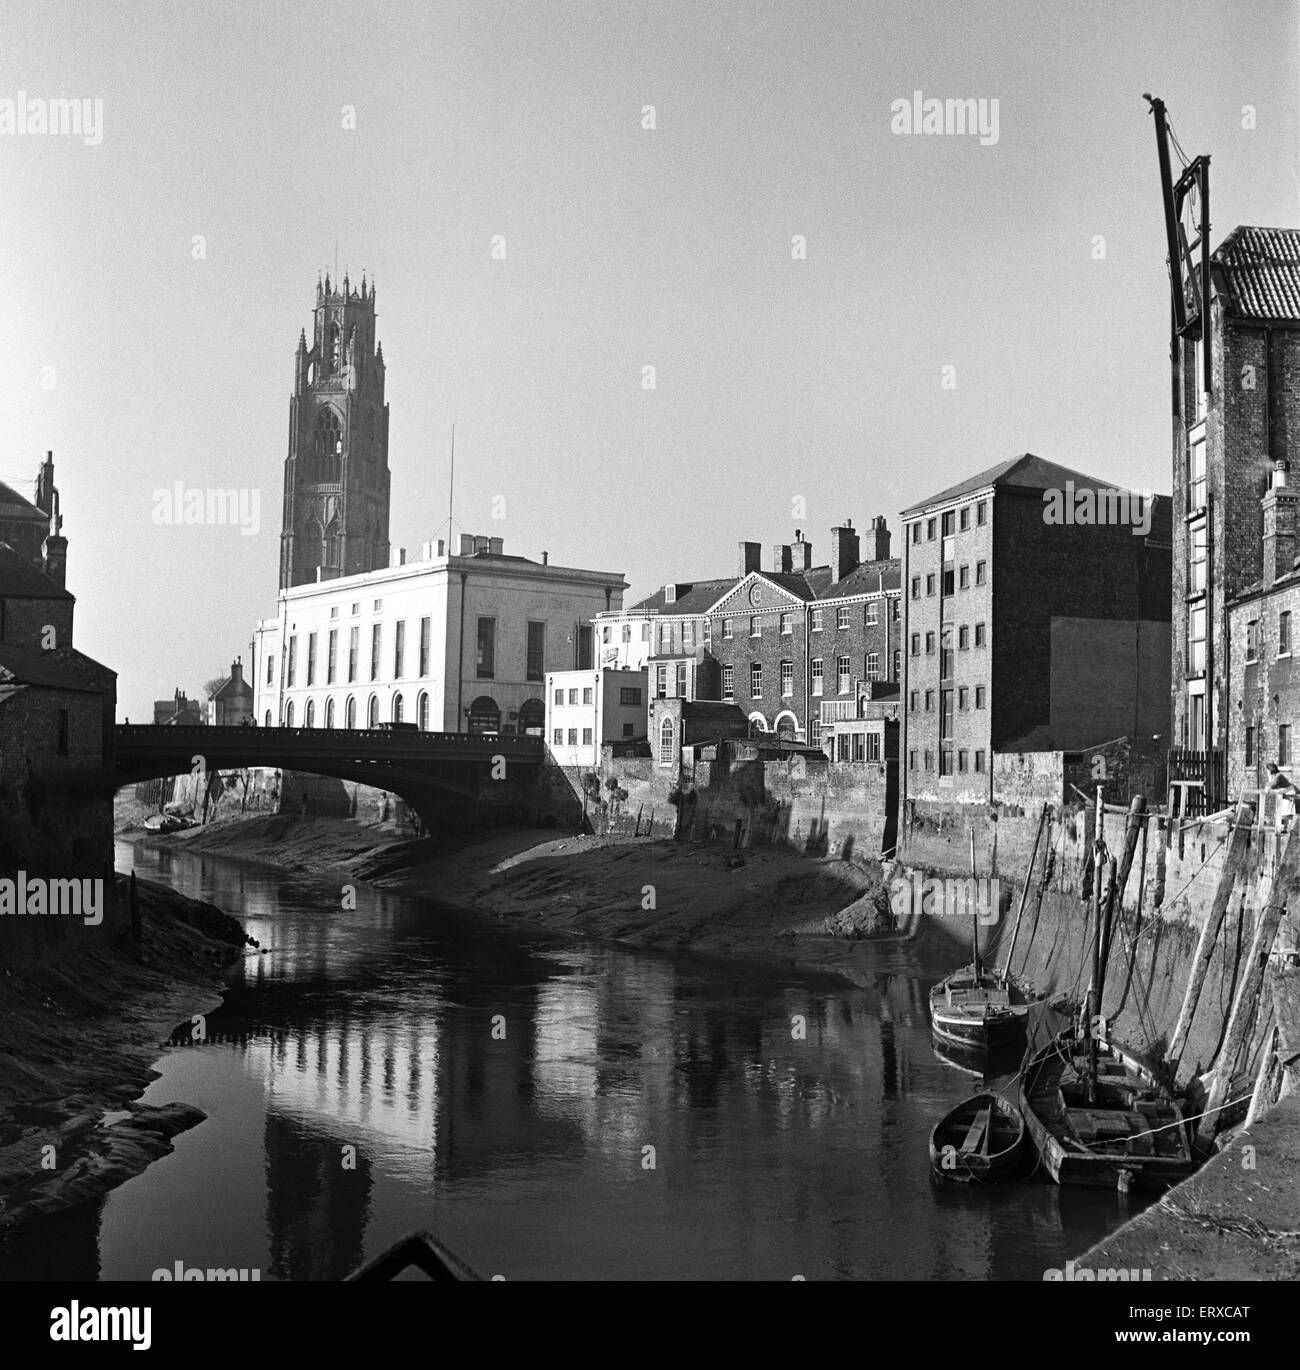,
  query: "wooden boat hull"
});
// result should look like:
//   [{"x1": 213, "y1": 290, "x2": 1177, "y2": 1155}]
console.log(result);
[
  {"x1": 1018, "y1": 1033, "x2": 1199, "y2": 1190},
  {"x1": 929, "y1": 1091, "x2": 1025, "y2": 1182},
  {"x1": 929, "y1": 964, "x2": 1039, "y2": 1050},
  {"x1": 930, "y1": 1005, "x2": 1028, "y2": 1049}
]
